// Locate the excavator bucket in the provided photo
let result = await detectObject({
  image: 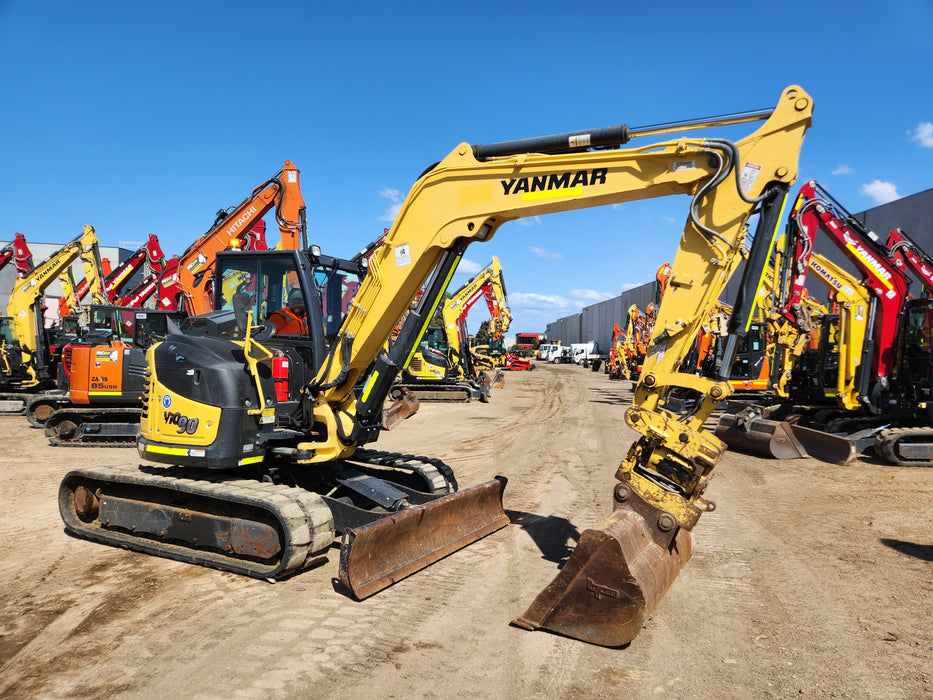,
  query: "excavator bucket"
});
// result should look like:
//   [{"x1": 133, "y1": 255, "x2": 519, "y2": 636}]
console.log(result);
[
  {"x1": 513, "y1": 508, "x2": 692, "y2": 647},
  {"x1": 714, "y1": 409, "x2": 808, "y2": 459},
  {"x1": 488, "y1": 369, "x2": 506, "y2": 389},
  {"x1": 787, "y1": 424, "x2": 861, "y2": 465},
  {"x1": 338, "y1": 476, "x2": 509, "y2": 599},
  {"x1": 382, "y1": 388, "x2": 419, "y2": 431}
]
